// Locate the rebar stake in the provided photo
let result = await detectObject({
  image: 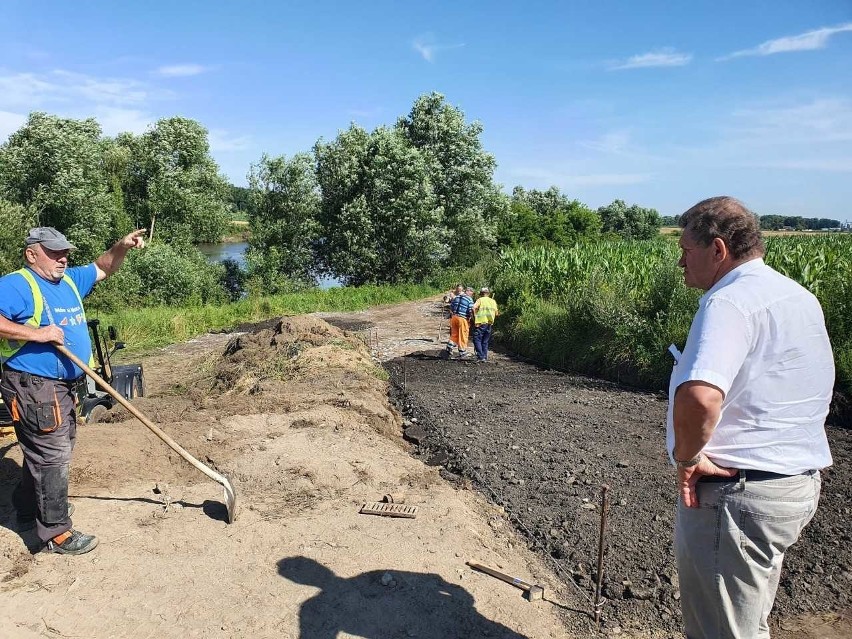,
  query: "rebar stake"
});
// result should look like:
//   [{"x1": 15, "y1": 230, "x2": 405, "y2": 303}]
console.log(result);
[{"x1": 594, "y1": 484, "x2": 611, "y2": 630}]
